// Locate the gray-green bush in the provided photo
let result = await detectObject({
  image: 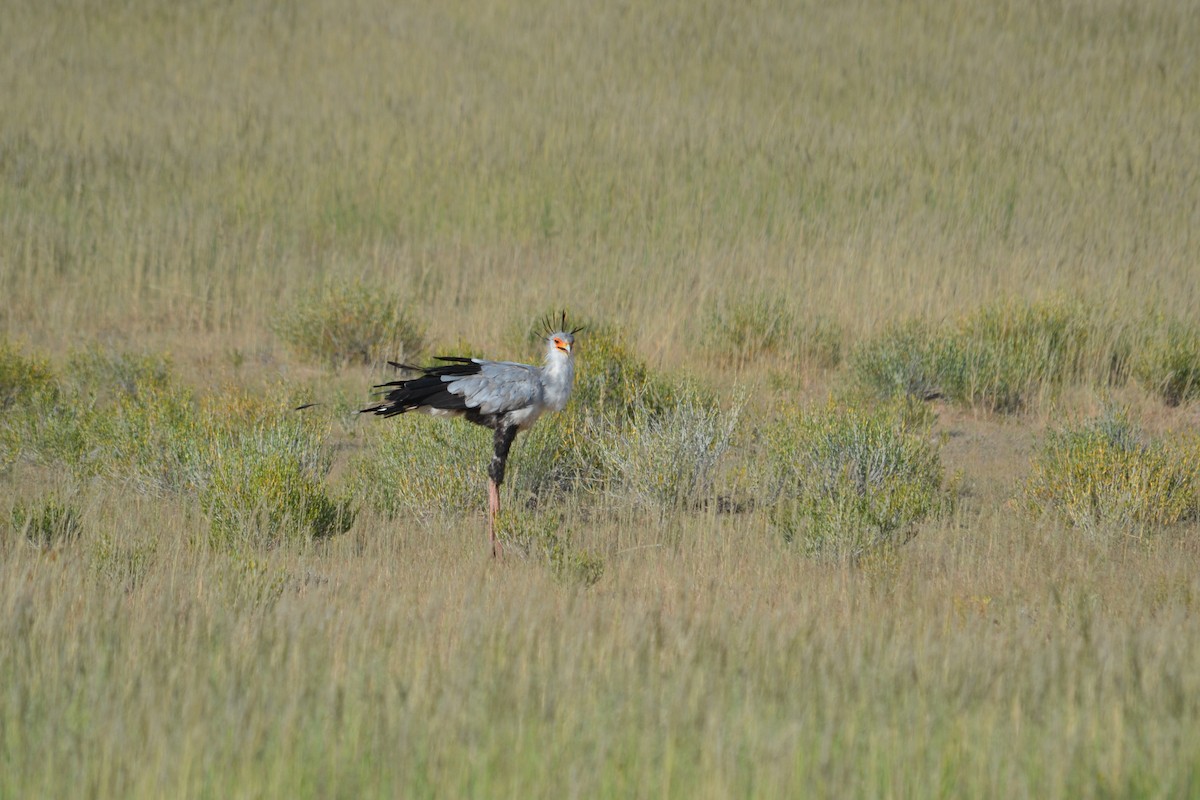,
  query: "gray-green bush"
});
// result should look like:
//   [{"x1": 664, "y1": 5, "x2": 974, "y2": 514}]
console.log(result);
[
  {"x1": 849, "y1": 319, "x2": 945, "y2": 403},
  {"x1": 352, "y1": 415, "x2": 490, "y2": 520},
  {"x1": 89, "y1": 533, "x2": 158, "y2": 592},
  {"x1": 704, "y1": 295, "x2": 794, "y2": 365},
  {"x1": 940, "y1": 301, "x2": 1104, "y2": 412},
  {"x1": 570, "y1": 324, "x2": 682, "y2": 420},
  {"x1": 15, "y1": 352, "x2": 194, "y2": 485},
  {"x1": 590, "y1": 395, "x2": 740, "y2": 514},
  {"x1": 197, "y1": 420, "x2": 355, "y2": 548},
  {"x1": 66, "y1": 348, "x2": 172, "y2": 401},
  {"x1": 496, "y1": 509, "x2": 605, "y2": 587},
  {"x1": 762, "y1": 402, "x2": 950, "y2": 560}
]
